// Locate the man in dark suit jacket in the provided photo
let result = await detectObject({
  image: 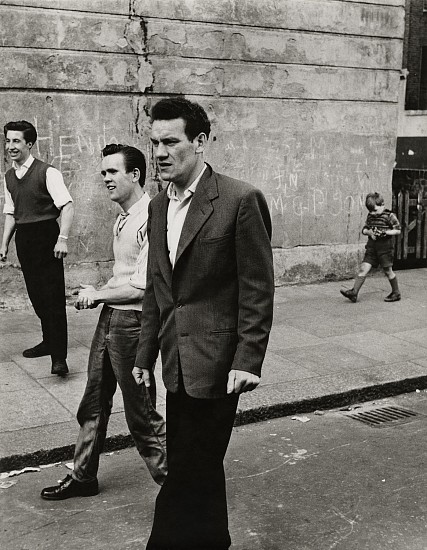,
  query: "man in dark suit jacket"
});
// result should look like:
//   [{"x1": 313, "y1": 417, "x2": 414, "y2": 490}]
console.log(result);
[{"x1": 133, "y1": 97, "x2": 274, "y2": 550}]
